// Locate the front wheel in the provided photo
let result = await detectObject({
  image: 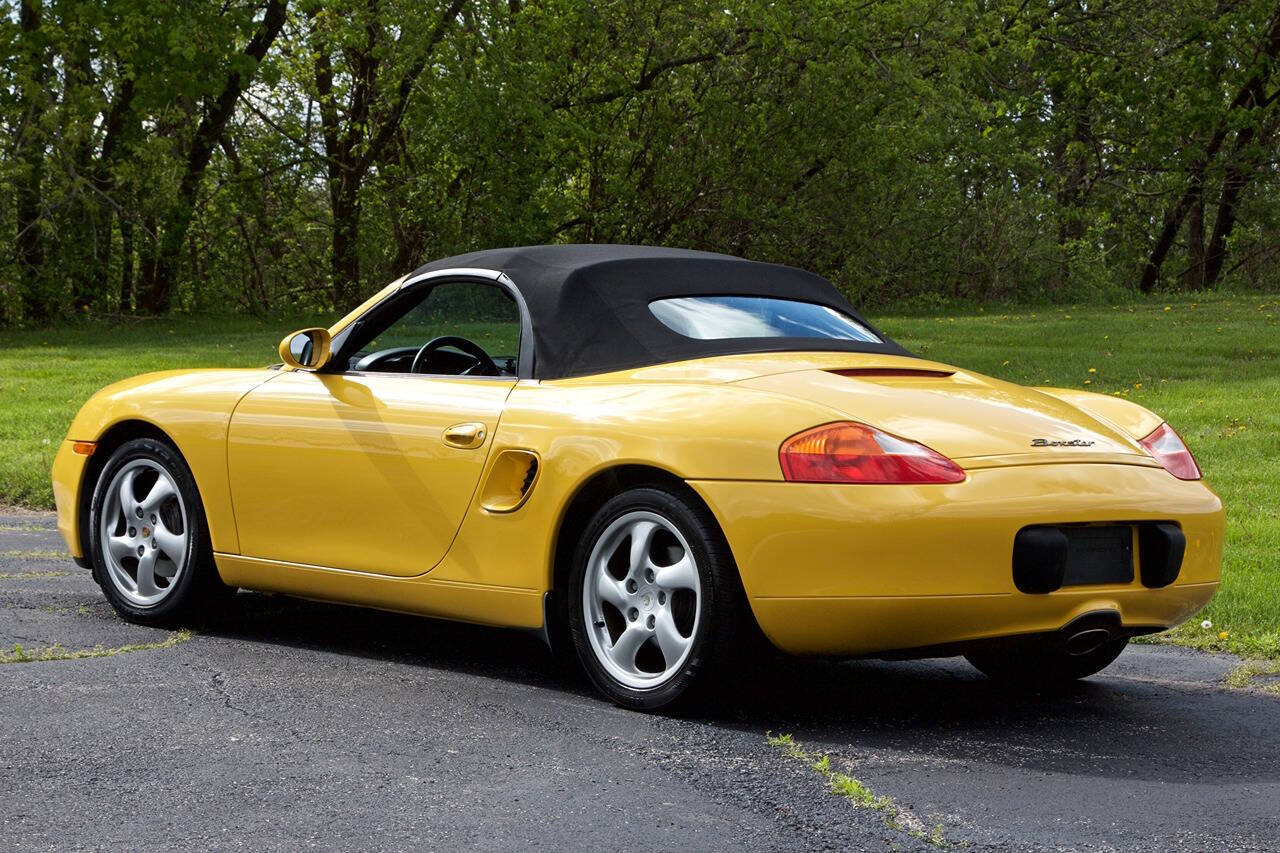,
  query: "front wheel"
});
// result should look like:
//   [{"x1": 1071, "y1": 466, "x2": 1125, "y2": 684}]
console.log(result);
[
  {"x1": 567, "y1": 486, "x2": 748, "y2": 710},
  {"x1": 88, "y1": 437, "x2": 231, "y2": 626},
  {"x1": 965, "y1": 636, "x2": 1129, "y2": 684}
]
